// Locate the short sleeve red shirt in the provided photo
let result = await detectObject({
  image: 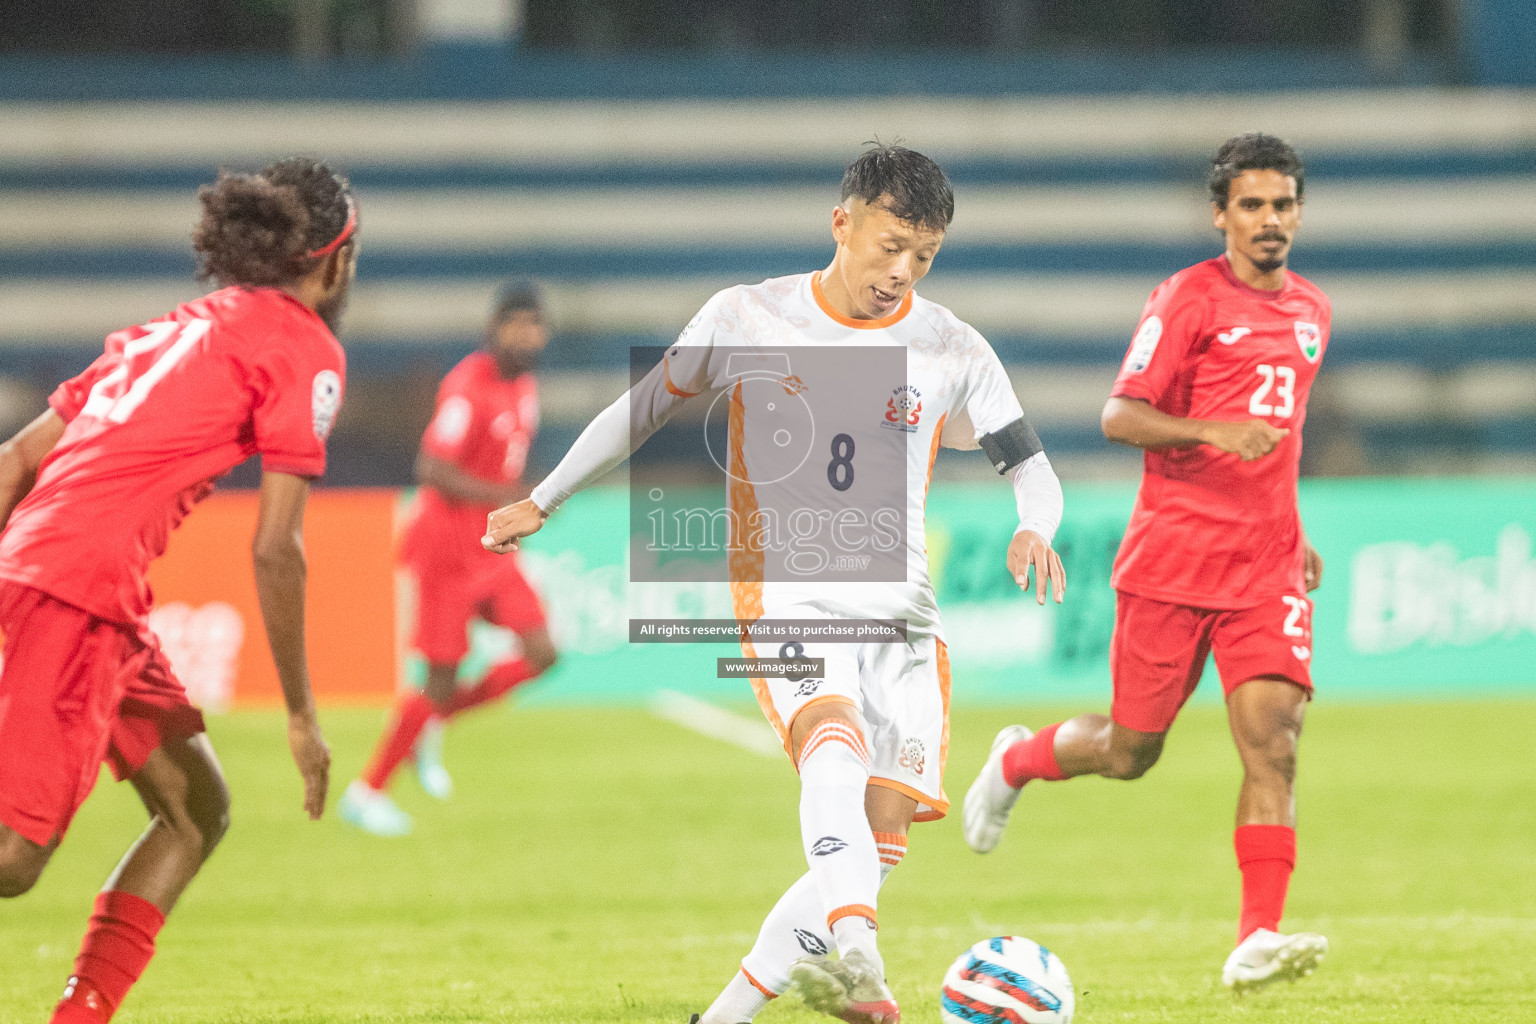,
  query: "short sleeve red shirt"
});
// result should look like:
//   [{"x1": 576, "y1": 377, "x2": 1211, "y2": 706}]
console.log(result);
[
  {"x1": 1109, "y1": 256, "x2": 1330, "y2": 609},
  {"x1": 0, "y1": 287, "x2": 345, "y2": 624},
  {"x1": 410, "y1": 351, "x2": 539, "y2": 542}
]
